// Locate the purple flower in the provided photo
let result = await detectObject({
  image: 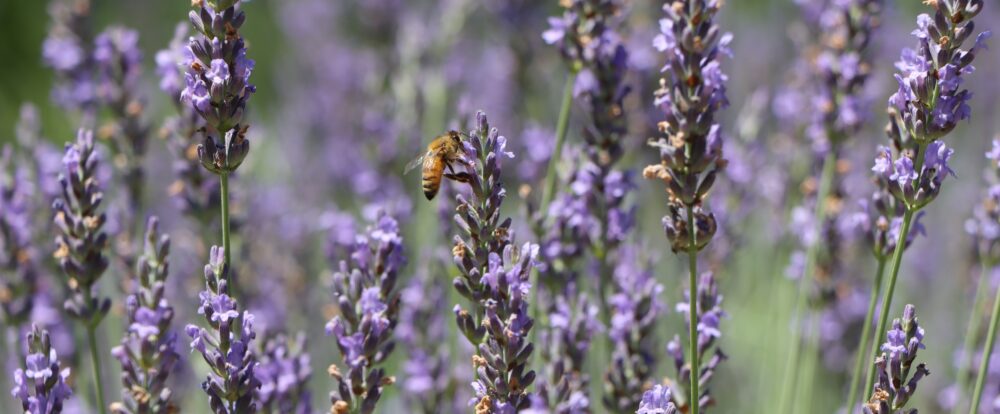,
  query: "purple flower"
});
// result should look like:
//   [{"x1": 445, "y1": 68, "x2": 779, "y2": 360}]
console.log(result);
[
  {"x1": 53, "y1": 130, "x2": 111, "y2": 326},
  {"x1": 156, "y1": 23, "x2": 189, "y2": 99},
  {"x1": 864, "y1": 304, "x2": 929, "y2": 412},
  {"x1": 184, "y1": 0, "x2": 255, "y2": 174},
  {"x1": 43, "y1": 1, "x2": 96, "y2": 112},
  {"x1": 110, "y1": 217, "x2": 179, "y2": 414},
  {"x1": 186, "y1": 246, "x2": 260, "y2": 413},
  {"x1": 637, "y1": 385, "x2": 678, "y2": 414},
  {"x1": 255, "y1": 333, "x2": 312, "y2": 414},
  {"x1": 11, "y1": 325, "x2": 73, "y2": 414},
  {"x1": 450, "y1": 112, "x2": 538, "y2": 411},
  {"x1": 0, "y1": 146, "x2": 39, "y2": 329},
  {"x1": 397, "y1": 269, "x2": 458, "y2": 414},
  {"x1": 888, "y1": 6, "x2": 989, "y2": 142},
  {"x1": 327, "y1": 212, "x2": 404, "y2": 412}
]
